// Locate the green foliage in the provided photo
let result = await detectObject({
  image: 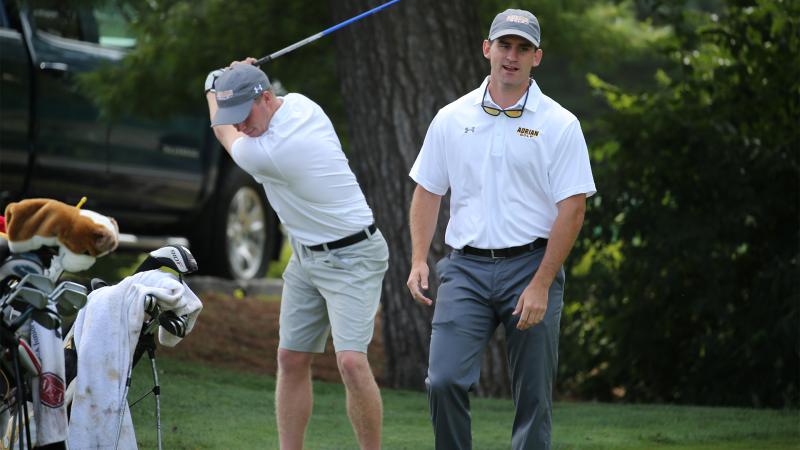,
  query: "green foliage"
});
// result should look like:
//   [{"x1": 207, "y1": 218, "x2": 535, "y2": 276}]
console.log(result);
[
  {"x1": 266, "y1": 238, "x2": 291, "y2": 279},
  {"x1": 566, "y1": 0, "x2": 799, "y2": 407},
  {"x1": 132, "y1": 357, "x2": 800, "y2": 449}
]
